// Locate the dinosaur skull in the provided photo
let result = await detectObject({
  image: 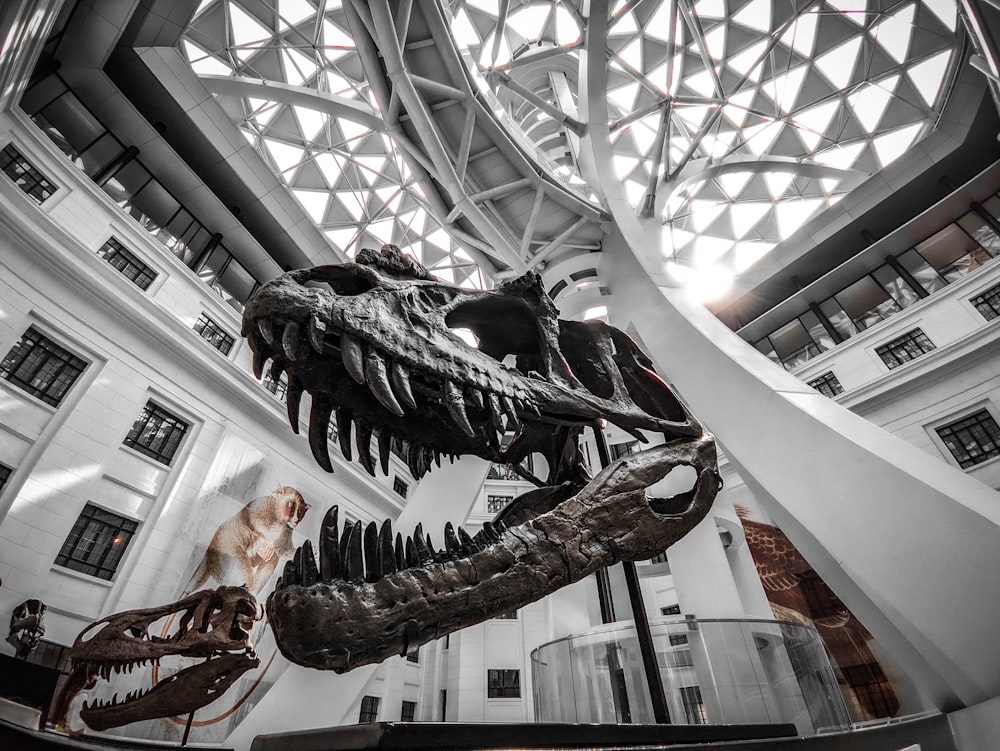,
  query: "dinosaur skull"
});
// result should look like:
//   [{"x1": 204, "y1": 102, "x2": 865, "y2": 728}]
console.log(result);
[
  {"x1": 65, "y1": 586, "x2": 260, "y2": 731},
  {"x1": 242, "y1": 245, "x2": 702, "y2": 482},
  {"x1": 242, "y1": 246, "x2": 719, "y2": 671}
]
